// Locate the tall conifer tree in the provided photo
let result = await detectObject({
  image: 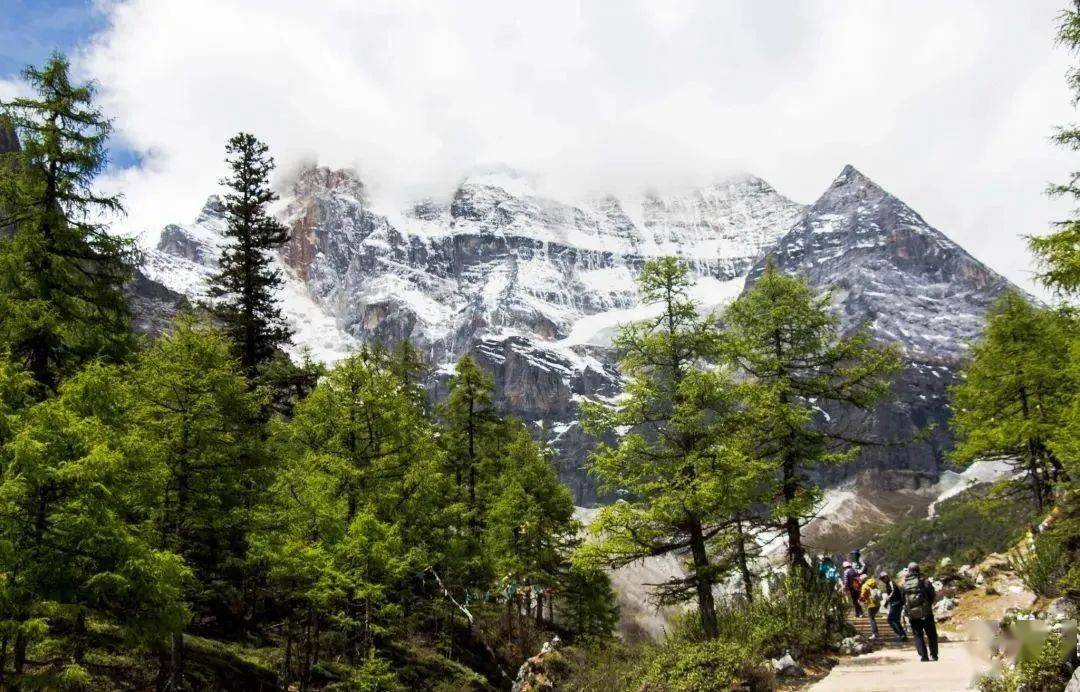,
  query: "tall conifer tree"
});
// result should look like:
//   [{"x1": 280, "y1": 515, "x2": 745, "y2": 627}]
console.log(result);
[
  {"x1": 209, "y1": 132, "x2": 292, "y2": 378},
  {"x1": 580, "y1": 258, "x2": 769, "y2": 638},
  {"x1": 721, "y1": 262, "x2": 900, "y2": 569},
  {"x1": 440, "y1": 355, "x2": 502, "y2": 537},
  {"x1": 950, "y1": 291, "x2": 1072, "y2": 510},
  {"x1": 0, "y1": 53, "x2": 134, "y2": 395}
]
